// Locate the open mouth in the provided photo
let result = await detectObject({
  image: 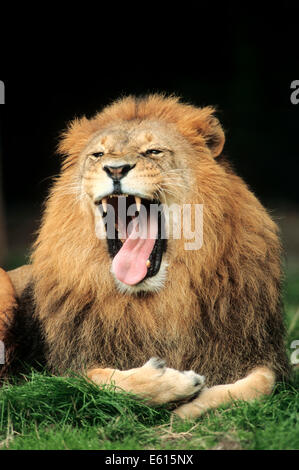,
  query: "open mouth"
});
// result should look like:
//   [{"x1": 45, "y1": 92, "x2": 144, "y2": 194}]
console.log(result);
[{"x1": 96, "y1": 194, "x2": 167, "y2": 286}]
